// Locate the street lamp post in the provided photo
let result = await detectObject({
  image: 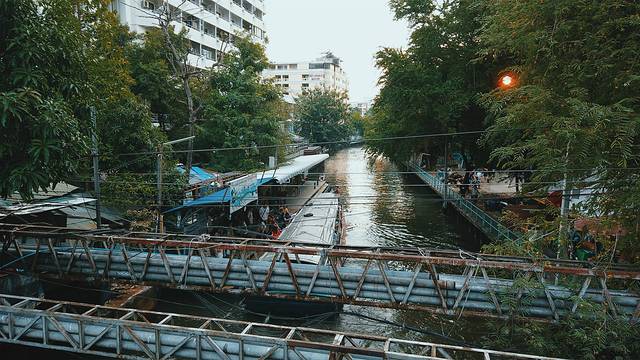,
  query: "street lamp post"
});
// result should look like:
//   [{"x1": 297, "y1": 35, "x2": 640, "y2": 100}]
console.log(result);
[{"x1": 157, "y1": 136, "x2": 195, "y2": 233}]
